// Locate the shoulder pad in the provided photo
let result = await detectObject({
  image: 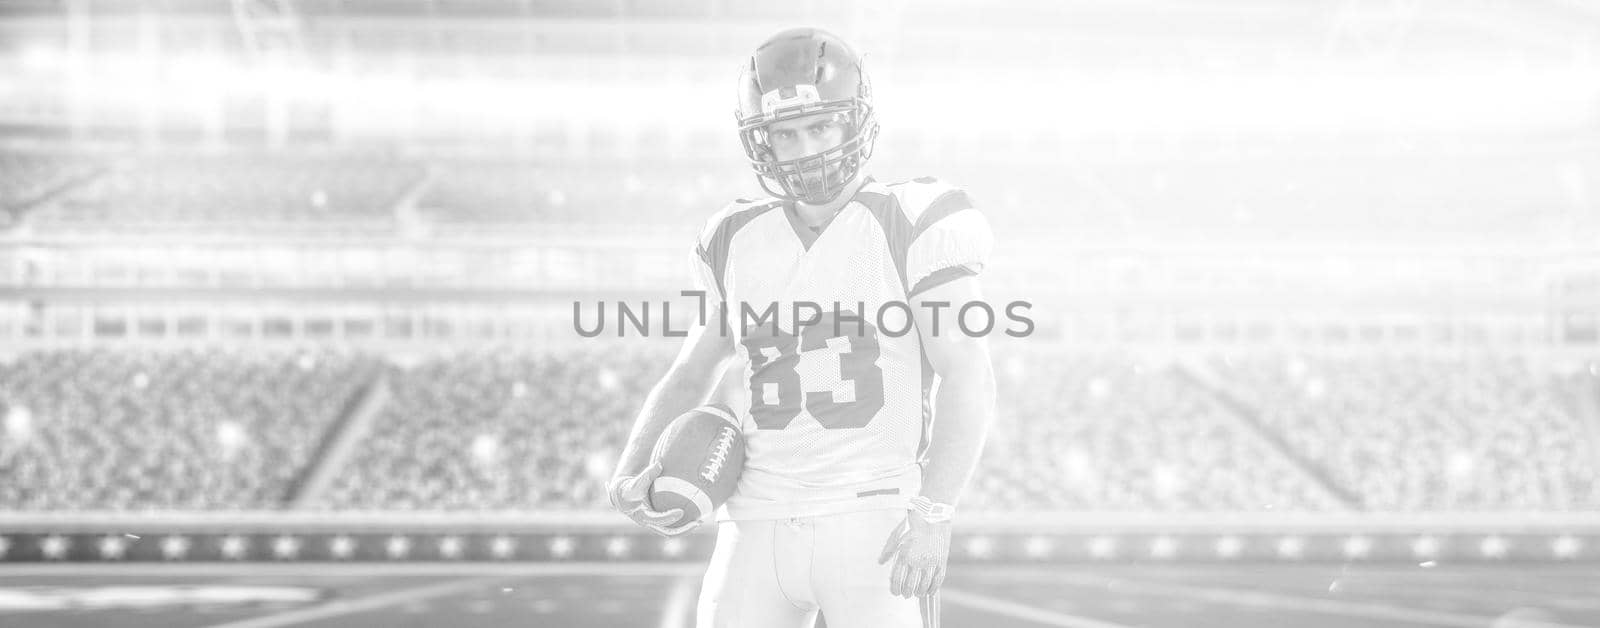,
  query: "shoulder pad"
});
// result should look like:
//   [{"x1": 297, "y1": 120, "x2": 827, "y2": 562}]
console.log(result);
[
  {"x1": 886, "y1": 177, "x2": 973, "y2": 227},
  {"x1": 698, "y1": 196, "x2": 780, "y2": 245}
]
